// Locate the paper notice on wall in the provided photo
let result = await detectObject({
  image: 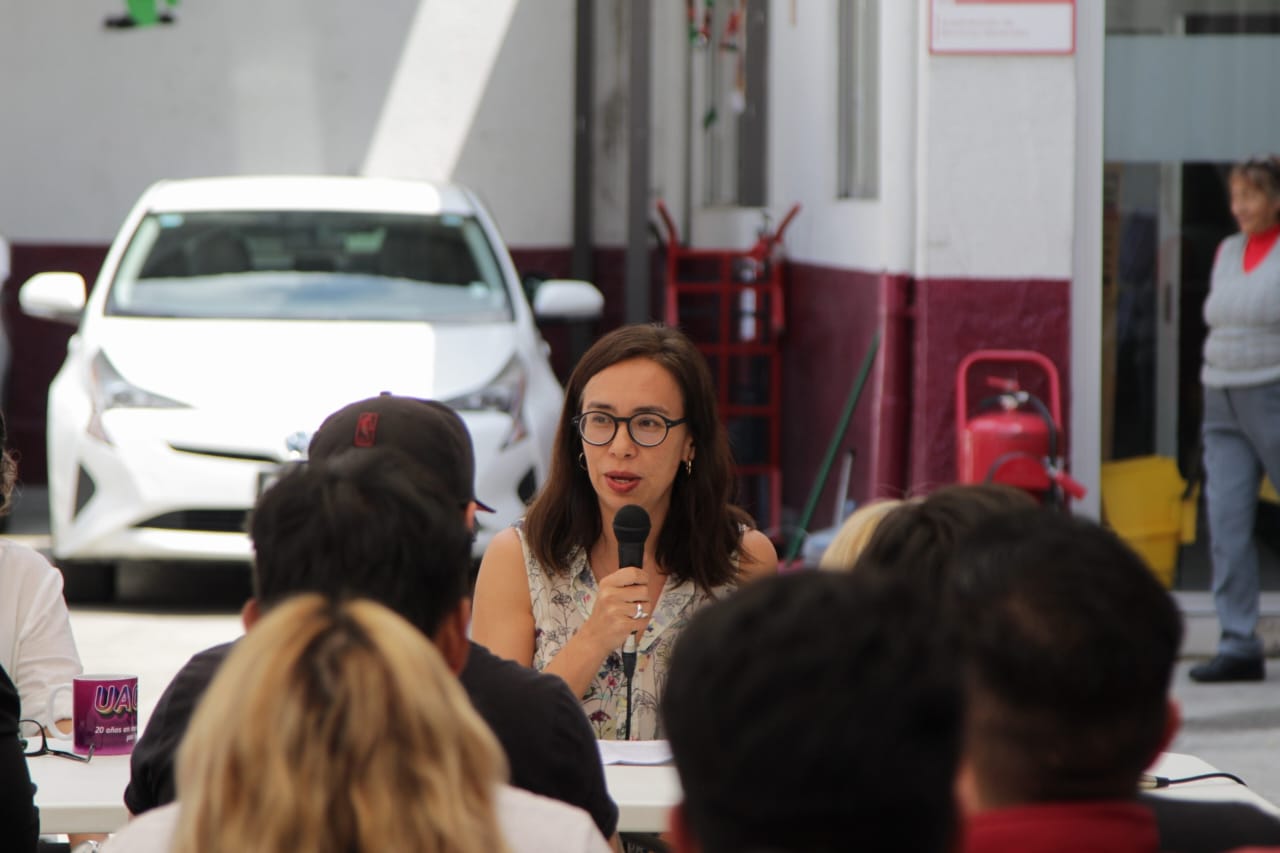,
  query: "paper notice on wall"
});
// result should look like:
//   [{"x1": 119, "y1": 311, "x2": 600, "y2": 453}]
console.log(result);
[{"x1": 931, "y1": 0, "x2": 1076, "y2": 55}]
